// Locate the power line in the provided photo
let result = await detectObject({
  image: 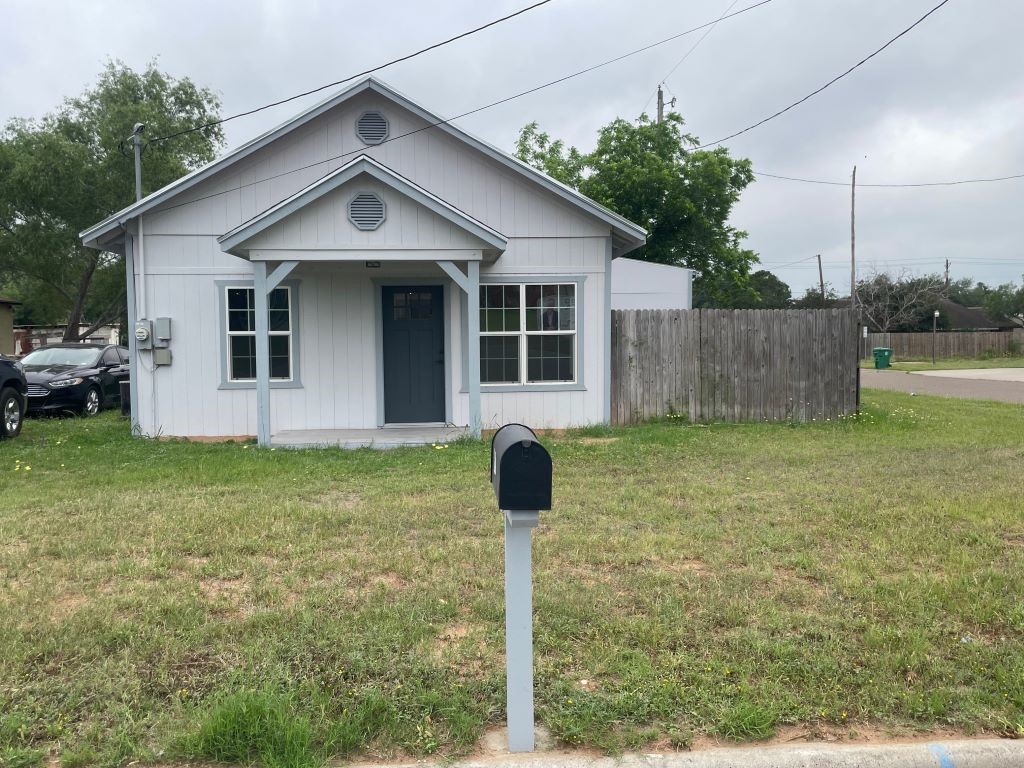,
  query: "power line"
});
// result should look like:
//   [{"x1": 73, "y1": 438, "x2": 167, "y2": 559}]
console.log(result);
[
  {"x1": 640, "y1": 0, "x2": 745, "y2": 115},
  {"x1": 697, "y1": 0, "x2": 954, "y2": 149},
  {"x1": 754, "y1": 169, "x2": 1024, "y2": 188},
  {"x1": 148, "y1": 0, "x2": 555, "y2": 145},
  {"x1": 144, "y1": 0, "x2": 778, "y2": 217}
]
